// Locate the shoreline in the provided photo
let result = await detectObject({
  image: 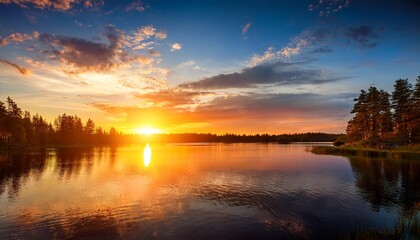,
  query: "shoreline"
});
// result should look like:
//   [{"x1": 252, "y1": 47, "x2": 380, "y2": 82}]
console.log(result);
[{"x1": 311, "y1": 145, "x2": 420, "y2": 160}]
